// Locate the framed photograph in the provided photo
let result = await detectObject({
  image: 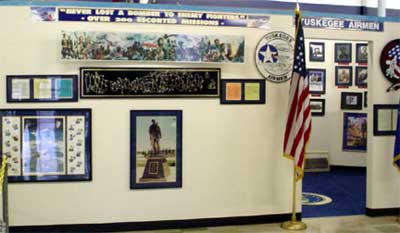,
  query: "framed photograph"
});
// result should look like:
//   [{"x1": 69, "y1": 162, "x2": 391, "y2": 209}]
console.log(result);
[
  {"x1": 341, "y1": 92, "x2": 363, "y2": 110},
  {"x1": 355, "y1": 66, "x2": 368, "y2": 88},
  {"x1": 220, "y1": 79, "x2": 266, "y2": 104},
  {"x1": 335, "y1": 43, "x2": 352, "y2": 63},
  {"x1": 310, "y1": 99, "x2": 325, "y2": 116},
  {"x1": 6, "y1": 75, "x2": 78, "y2": 103},
  {"x1": 373, "y1": 104, "x2": 398, "y2": 136},
  {"x1": 343, "y1": 112, "x2": 367, "y2": 151},
  {"x1": 356, "y1": 43, "x2": 368, "y2": 63},
  {"x1": 0, "y1": 109, "x2": 92, "y2": 182},
  {"x1": 80, "y1": 67, "x2": 220, "y2": 98},
  {"x1": 308, "y1": 69, "x2": 326, "y2": 95},
  {"x1": 130, "y1": 110, "x2": 182, "y2": 189},
  {"x1": 309, "y1": 42, "x2": 325, "y2": 62},
  {"x1": 335, "y1": 66, "x2": 353, "y2": 87},
  {"x1": 364, "y1": 91, "x2": 368, "y2": 108}
]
